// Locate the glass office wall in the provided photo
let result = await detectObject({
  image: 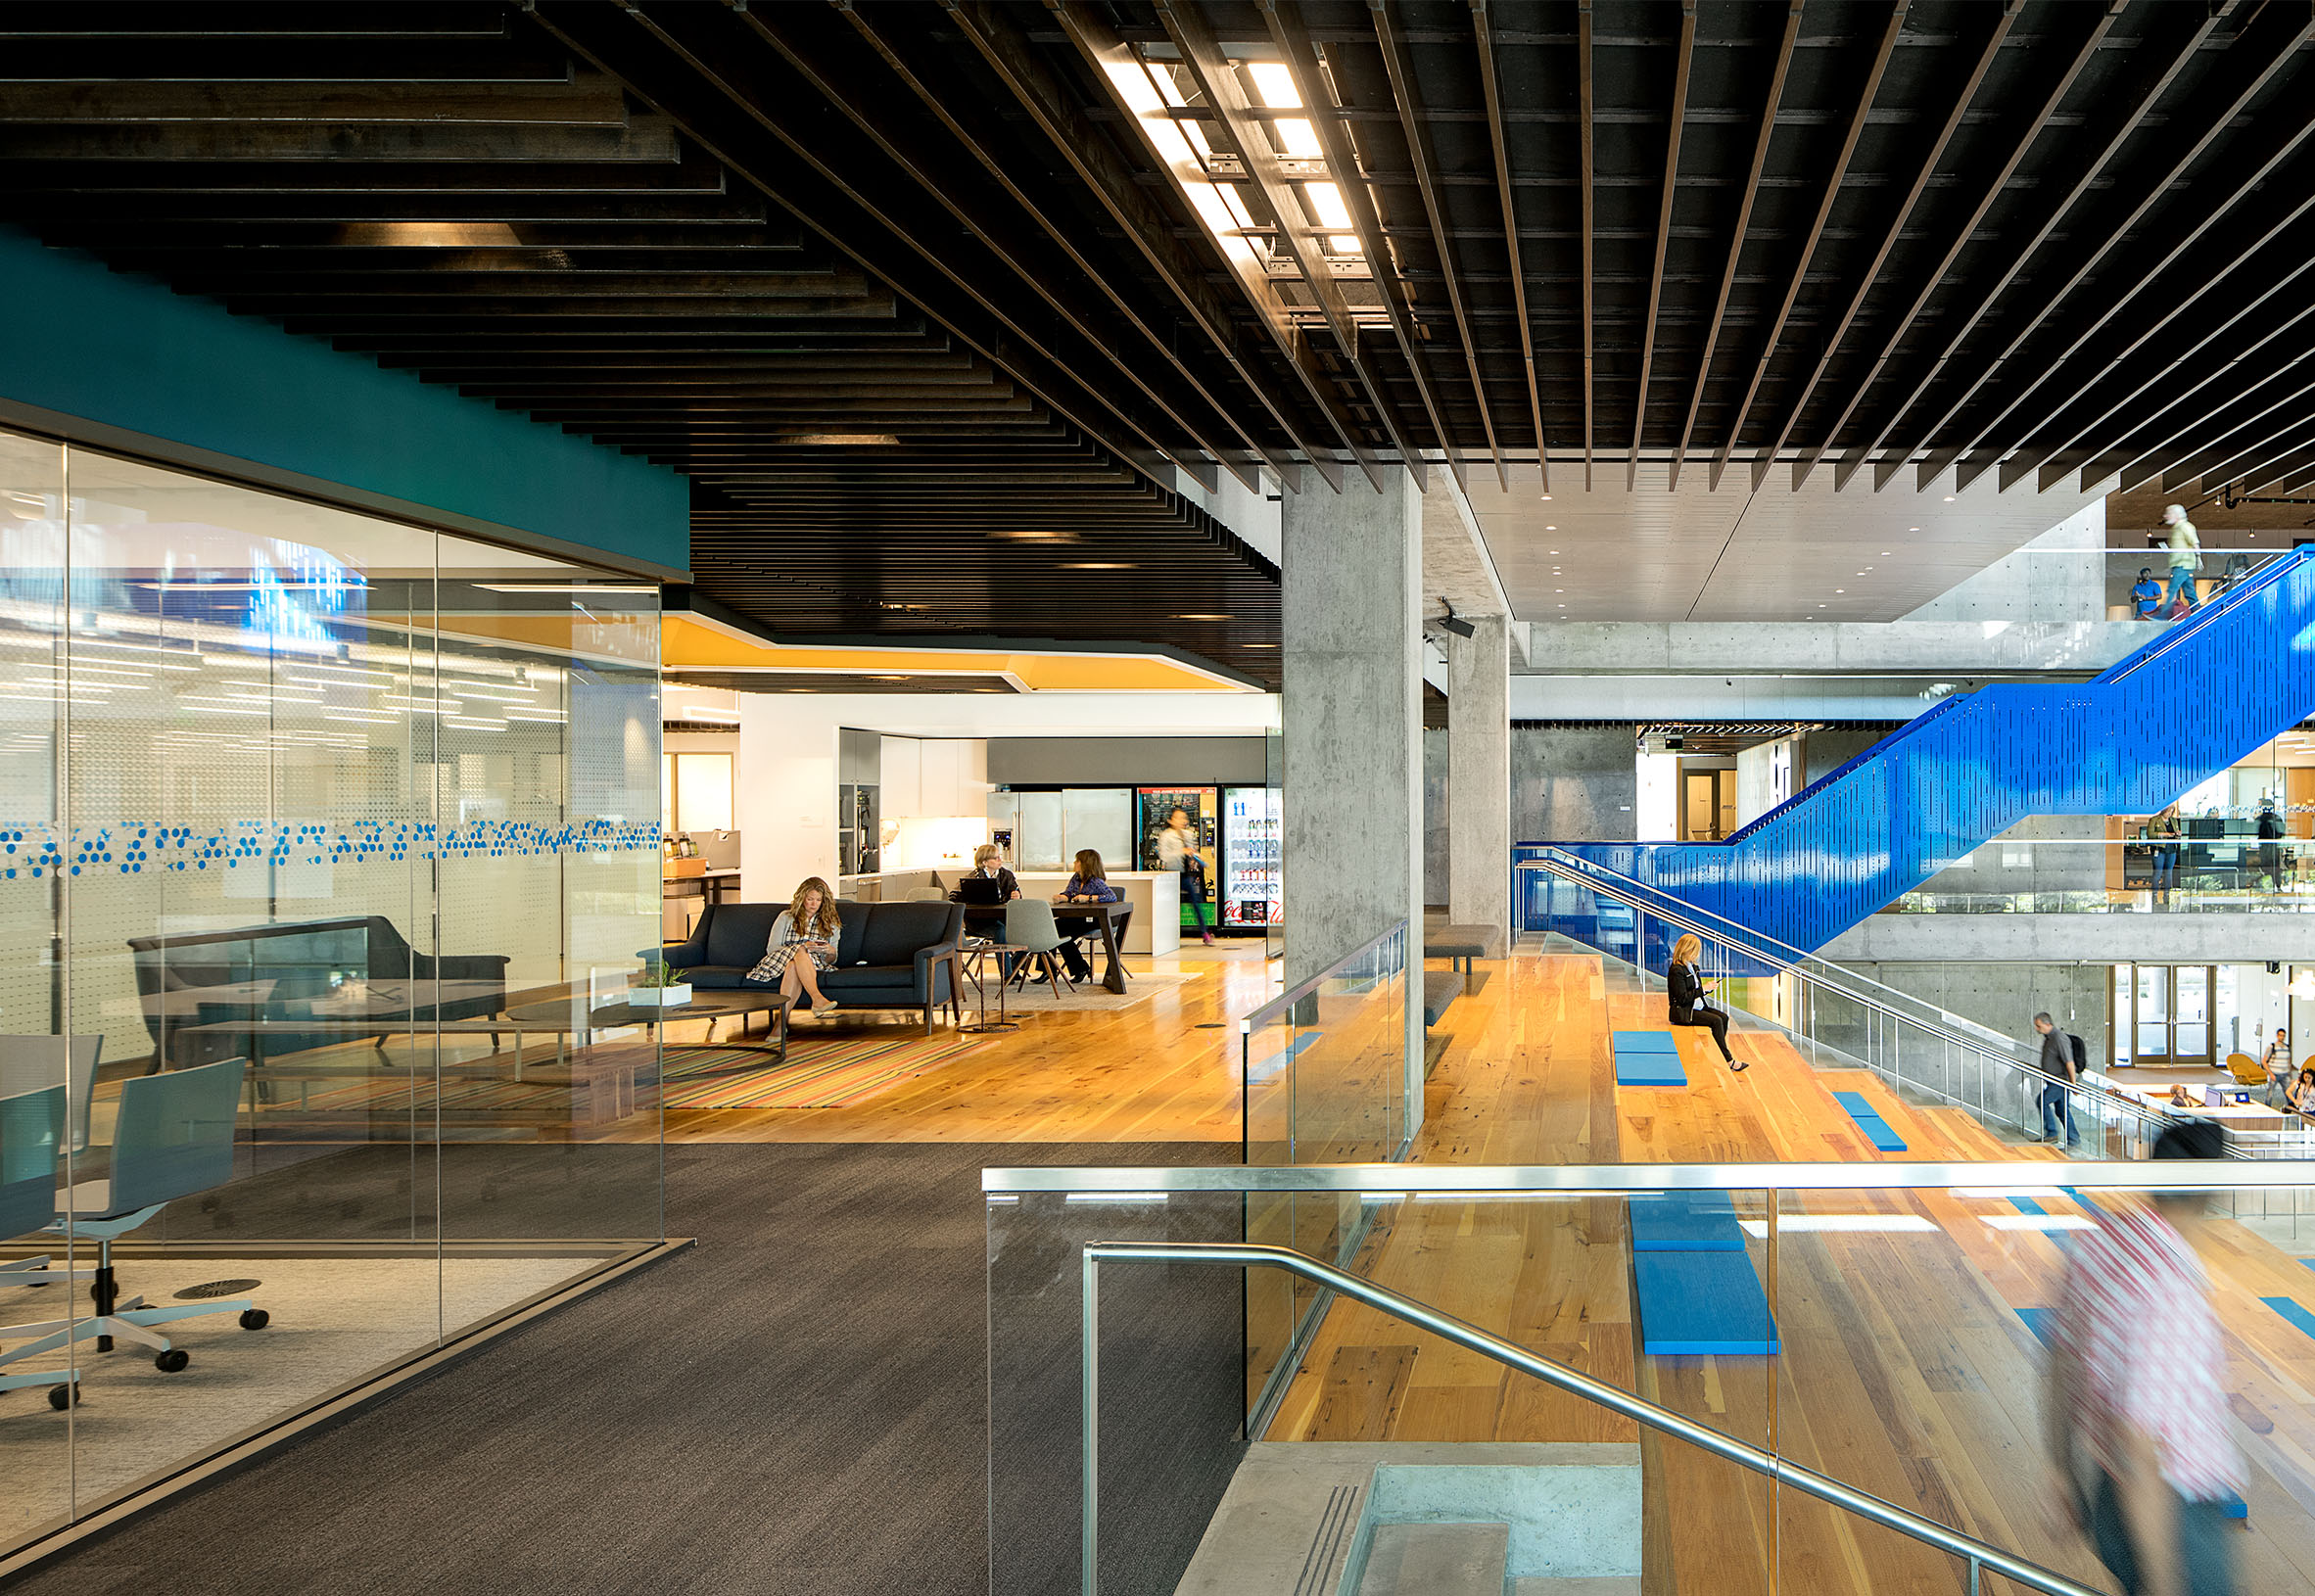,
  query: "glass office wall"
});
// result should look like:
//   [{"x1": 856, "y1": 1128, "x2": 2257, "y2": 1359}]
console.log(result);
[{"x1": 0, "y1": 430, "x2": 663, "y2": 1554}]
